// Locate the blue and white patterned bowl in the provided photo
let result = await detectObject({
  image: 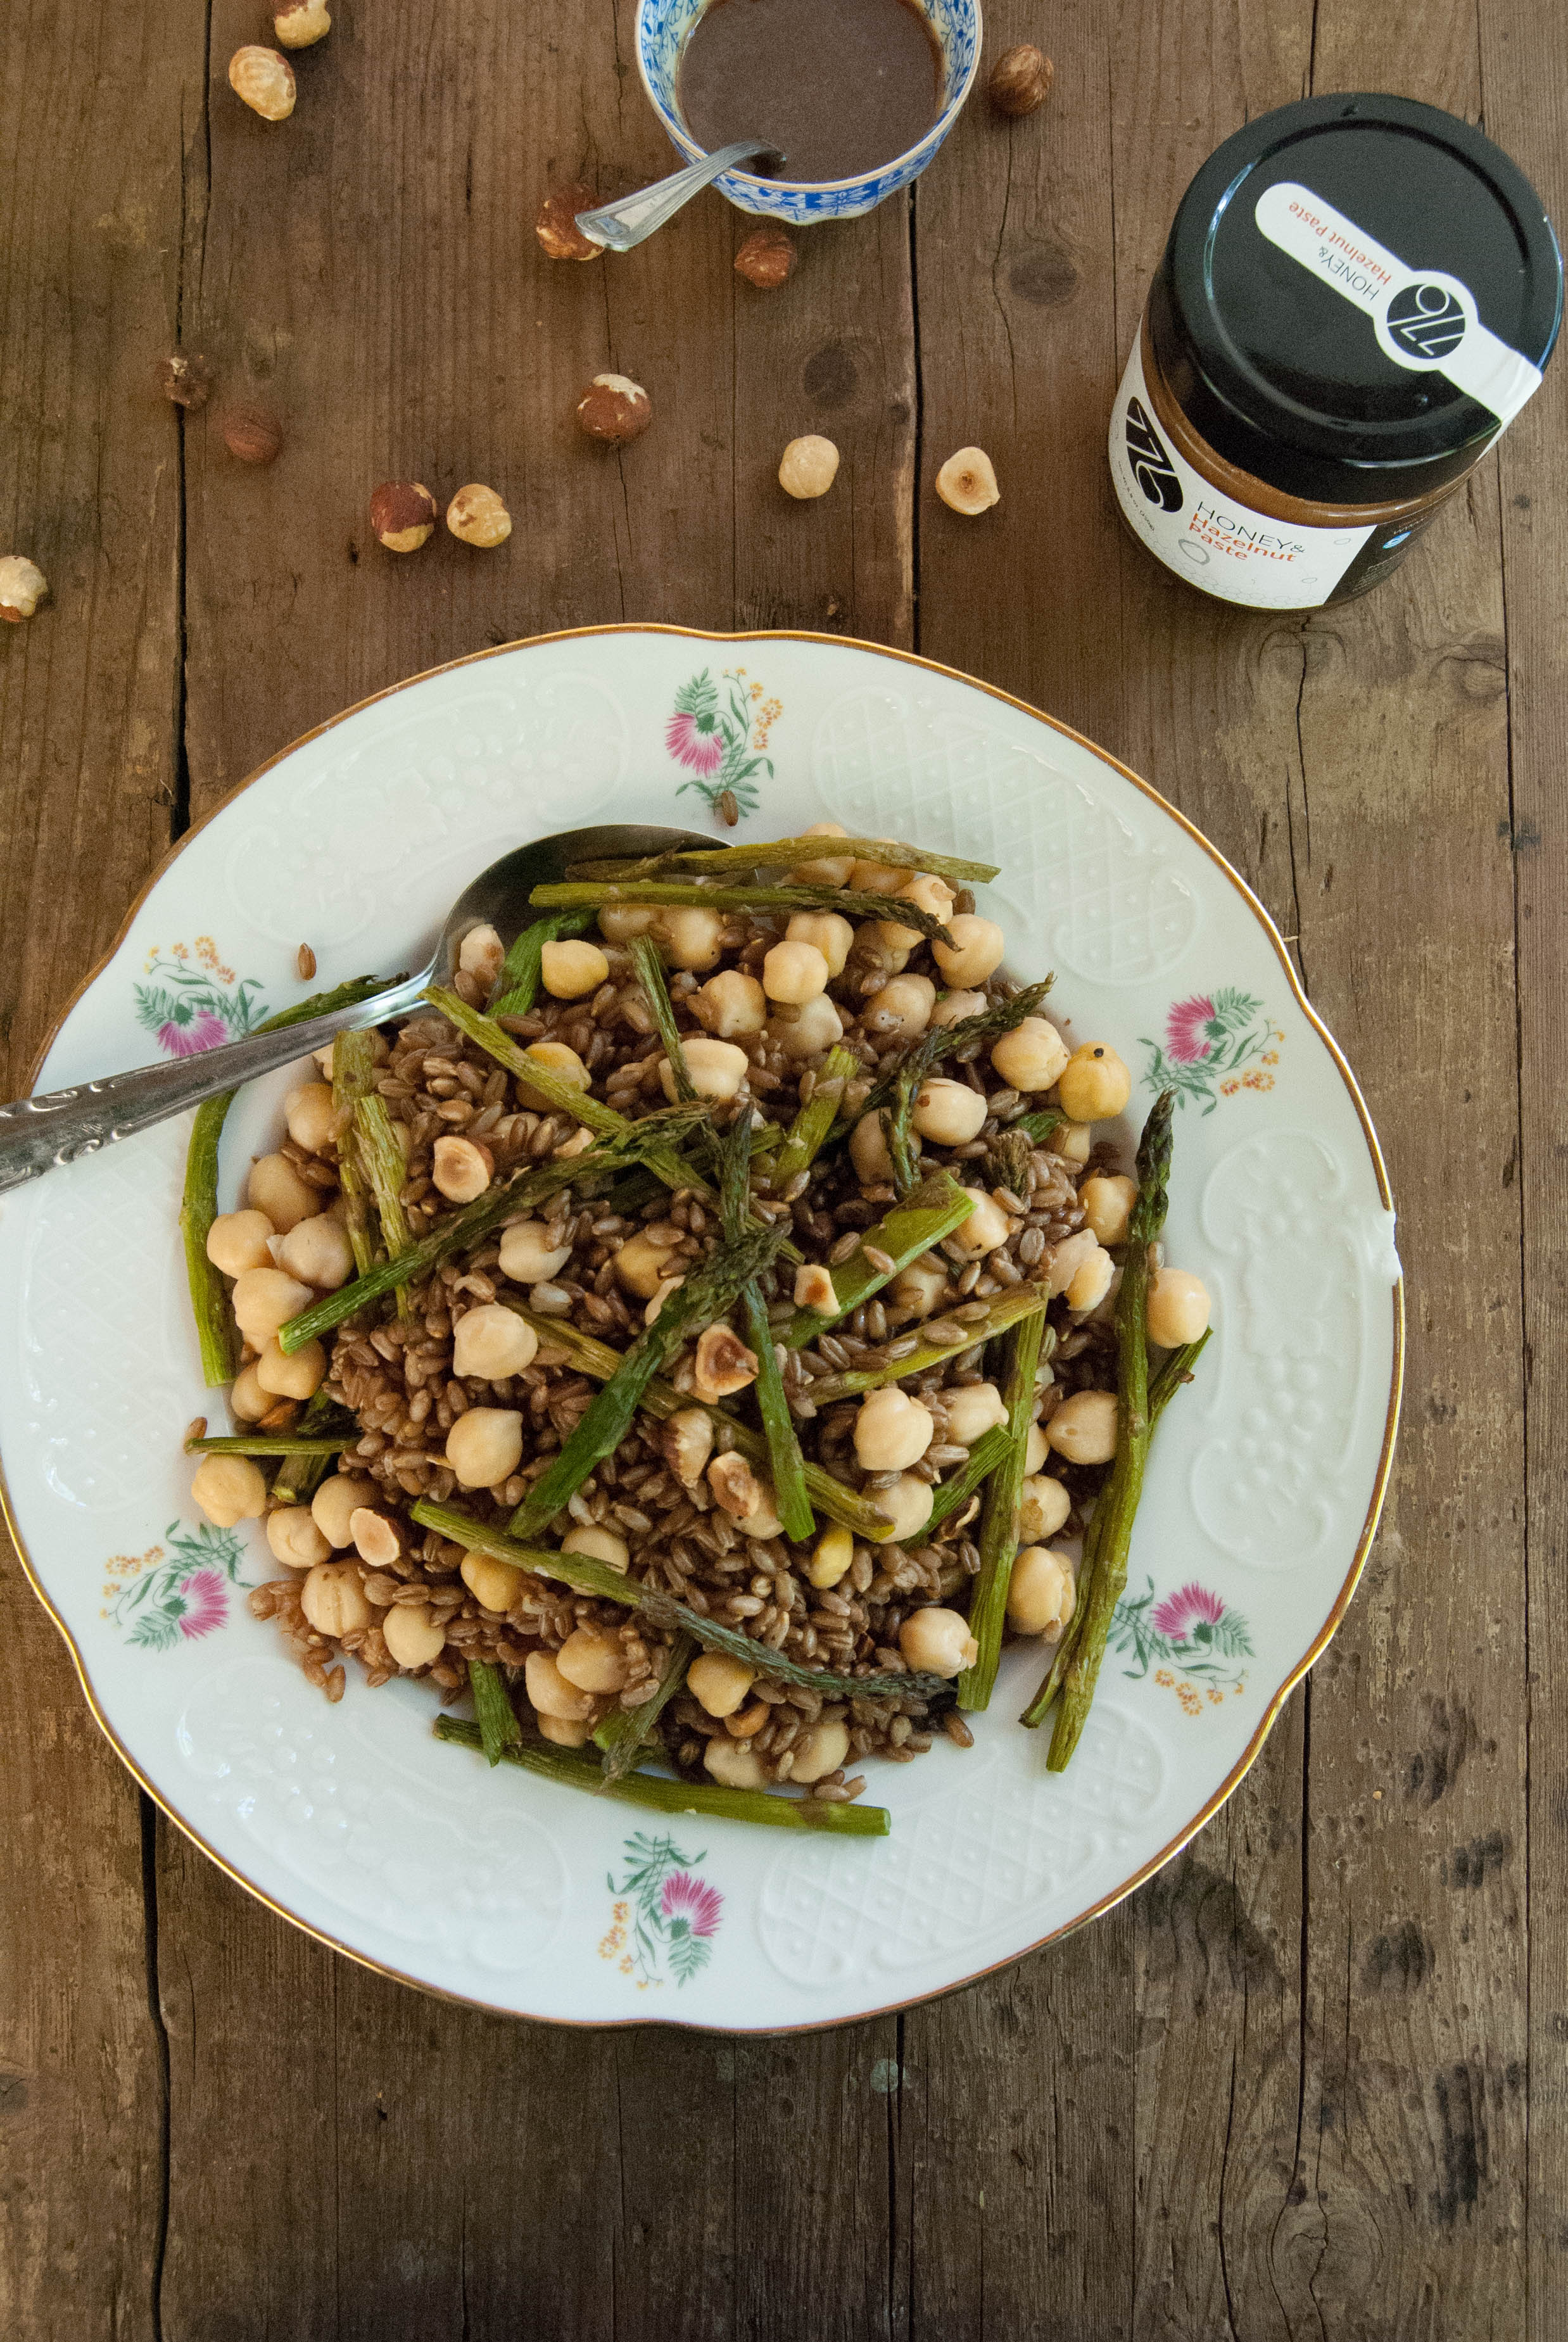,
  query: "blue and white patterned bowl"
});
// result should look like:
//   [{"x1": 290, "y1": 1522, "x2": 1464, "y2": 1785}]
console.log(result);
[{"x1": 634, "y1": 0, "x2": 982, "y2": 222}]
